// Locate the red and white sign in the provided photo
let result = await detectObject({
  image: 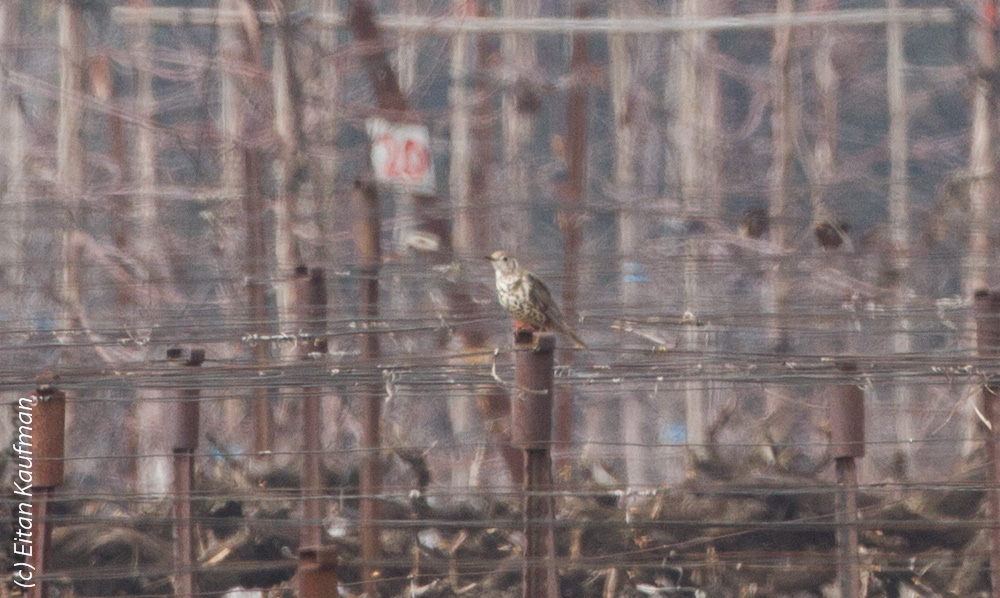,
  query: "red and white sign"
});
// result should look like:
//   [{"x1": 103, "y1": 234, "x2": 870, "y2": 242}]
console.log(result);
[{"x1": 366, "y1": 118, "x2": 436, "y2": 195}]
